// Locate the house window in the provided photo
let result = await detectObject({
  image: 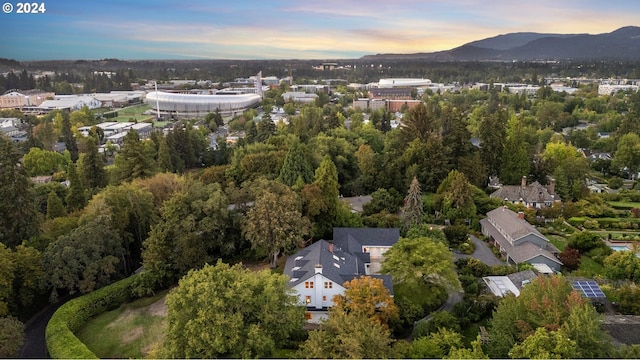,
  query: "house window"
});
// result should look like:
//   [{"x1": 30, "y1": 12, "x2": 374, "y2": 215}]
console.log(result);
[
  {"x1": 324, "y1": 281, "x2": 333, "y2": 289},
  {"x1": 305, "y1": 296, "x2": 311, "y2": 304},
  {"x1": 322, "y1": 296, "x2": 327, "y2": 302},
  {"x1": 305, "y1": 312, "x2": 312, "y2": 320},
  {"x1": 305, "y1": 281, "x2": 314, "y2": 289}
]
